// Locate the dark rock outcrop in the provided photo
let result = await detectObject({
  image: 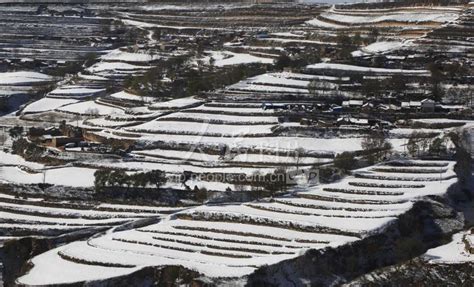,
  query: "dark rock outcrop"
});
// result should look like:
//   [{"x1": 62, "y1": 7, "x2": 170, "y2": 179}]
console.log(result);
[
  {"x1": 86, "y1": 265, "x2": 205, "y2": 287},
  {"x1": 345, "y1": 258, "x2": 474, "y2": 286},
  {"x1": 2, "y1": 228, "x2": 108, "y2": 286}
]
